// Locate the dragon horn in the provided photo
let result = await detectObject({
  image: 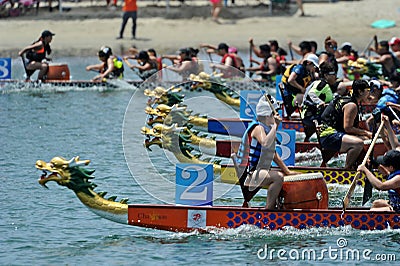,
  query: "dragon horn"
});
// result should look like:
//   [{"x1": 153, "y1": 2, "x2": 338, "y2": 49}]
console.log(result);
[{"x1": 69, "y1": 156, "x2": 90, "y2": 167}]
